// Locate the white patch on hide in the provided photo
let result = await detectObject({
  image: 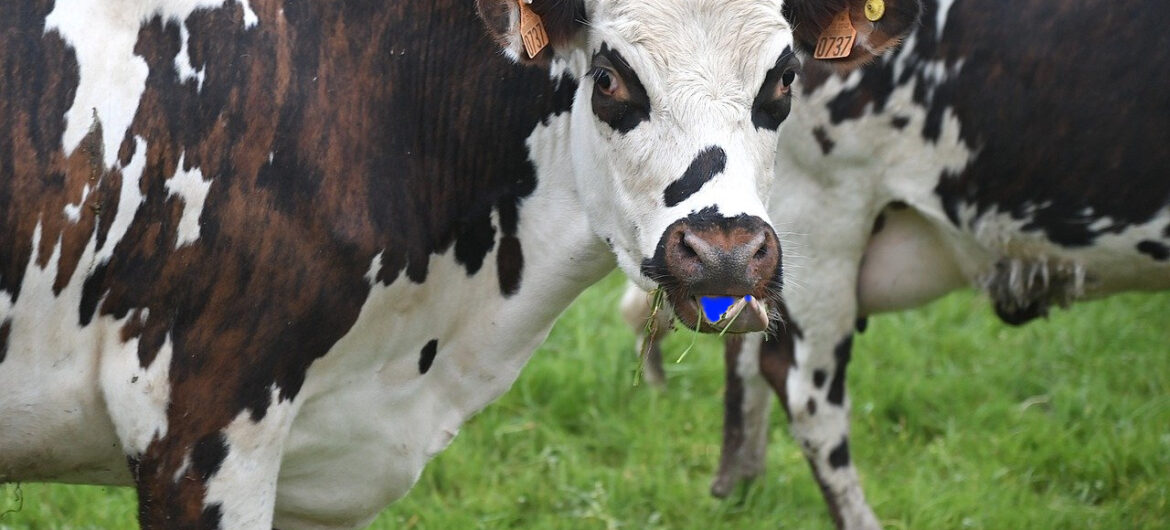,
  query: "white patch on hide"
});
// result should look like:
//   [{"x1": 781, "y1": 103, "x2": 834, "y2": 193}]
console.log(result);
[
  {"x1": 238, "y1": 0, "x2": 259, "y2": 28},
  {"x1": 63, "y1": 184, "x2": 92, "y2": 223},
  {"x1": 164, "y1": 153, "x2": 212, "y2": 248},
  {"x1": 99, "y1": 324, "x2": 174, "y2": 456},
  {"x1": 97, "y1": 136, "x2": 147, "y2": 263},
  {"x1": 204, "y1": 387, "x2": 295, "y2": 530},
  {"x1": 936, "y1": 0, "x2": 958, "y2": 40},
  {"x1": 174, "y1": 23, "x2": 206, "y2": 91}
]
